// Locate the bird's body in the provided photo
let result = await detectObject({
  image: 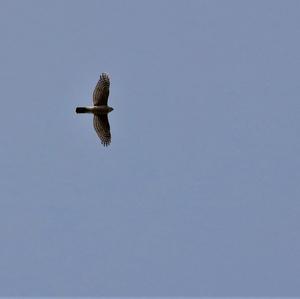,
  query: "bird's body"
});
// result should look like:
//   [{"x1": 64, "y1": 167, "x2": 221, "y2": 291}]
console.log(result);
[
  {"x1": 76, "y1": 106, "x2": 113, "y2": 114},
  {"x1": 76, "y1": 73, "x2": 113, "y2": 146}
]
